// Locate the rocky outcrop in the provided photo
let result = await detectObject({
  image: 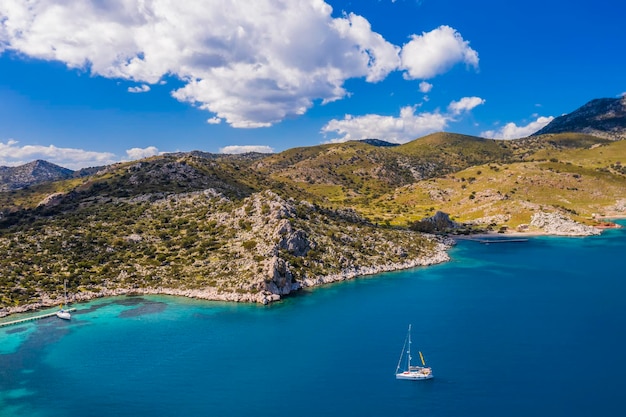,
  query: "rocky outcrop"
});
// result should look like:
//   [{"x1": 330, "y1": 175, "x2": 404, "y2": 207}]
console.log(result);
[
  {"x1": 279, "y1": 229, "x2": 310, "y2": 256},
  {"x1": 424, "y1": 211, "x2": 459, "y2": 229},
  {"x1": 263, "y1": 256, "x2": 300, "y2": 296},
  {"x1": 37, "y1": 192, "x2": 66, "y2": 208},
  {"x1": 530, "y1": 212, "x2": 601, "y2": 236}
]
